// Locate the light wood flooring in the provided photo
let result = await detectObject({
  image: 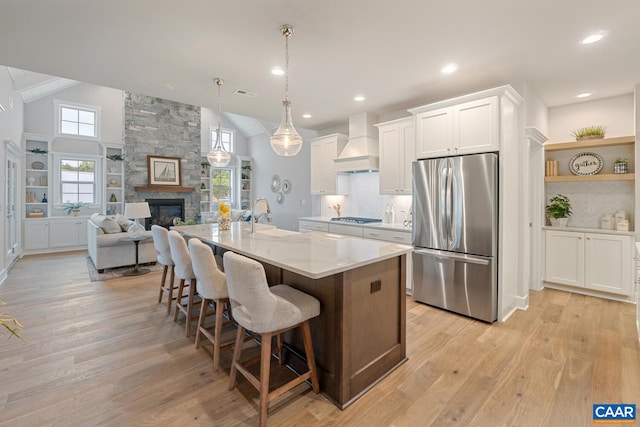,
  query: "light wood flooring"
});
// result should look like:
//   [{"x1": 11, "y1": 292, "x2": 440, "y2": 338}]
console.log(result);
[{"x1": 0, "y1": 251, "x2": 639, "y2": 426}]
